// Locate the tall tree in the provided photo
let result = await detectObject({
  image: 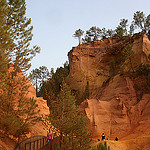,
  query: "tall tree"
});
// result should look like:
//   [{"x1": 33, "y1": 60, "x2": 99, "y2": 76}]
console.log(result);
[
  {"x1": 73, "y1": 29, "x2": 84, "y2": 45},
  {"x1": 0, "y1": 0, "x2": 41, "y2": 141},
  {"x1": 38, "y1": 64, "x2": 70, "y2": 108},
  {"x1": 30, "y1": 68, "x2": 41, "y2": 95},
  {"x1": 46, "y1": 81, "x2": 91, "y2": 149},
  {"x1": 0, "y1": 0, "x2": 13, "y2": 81},
  {"x1": 6, "y1": 0, "x2": 40, "y2": 73},
  {"x1": 30, "y1": 66, "x2": 50, "y2": 96},
  {"x1": 39, "y1": 66, "x2": 50, "y2": 83}
]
